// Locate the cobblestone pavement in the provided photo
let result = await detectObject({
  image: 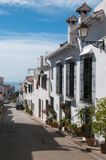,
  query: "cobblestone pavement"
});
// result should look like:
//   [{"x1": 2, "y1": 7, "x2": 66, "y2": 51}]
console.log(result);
[{"x1": 0, "y1": 103, "x2": 99, "y2": 160}]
